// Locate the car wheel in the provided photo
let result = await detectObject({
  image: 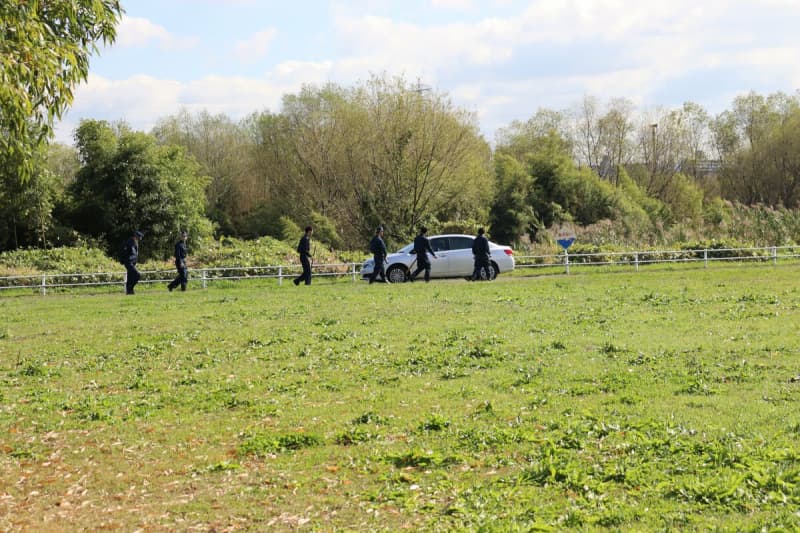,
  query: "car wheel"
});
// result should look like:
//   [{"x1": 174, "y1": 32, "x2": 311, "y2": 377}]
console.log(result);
[
  {"x1": 478, "y1": 262, "x2": 498, "y2": 281},
  {"x1": 387, "y1": 264, "x2": 408, "y2": 283}
]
